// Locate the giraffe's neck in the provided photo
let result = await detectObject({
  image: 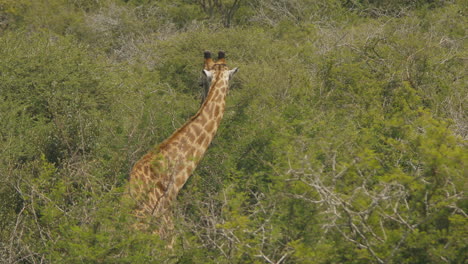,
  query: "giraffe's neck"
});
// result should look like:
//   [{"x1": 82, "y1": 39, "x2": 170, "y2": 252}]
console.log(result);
[
  {"x1": 156, "y1": 71, "x2": 229, "y2": 194},
  {"x1": 129, "y1": 70, "x2": 230, "y2": 222}
]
